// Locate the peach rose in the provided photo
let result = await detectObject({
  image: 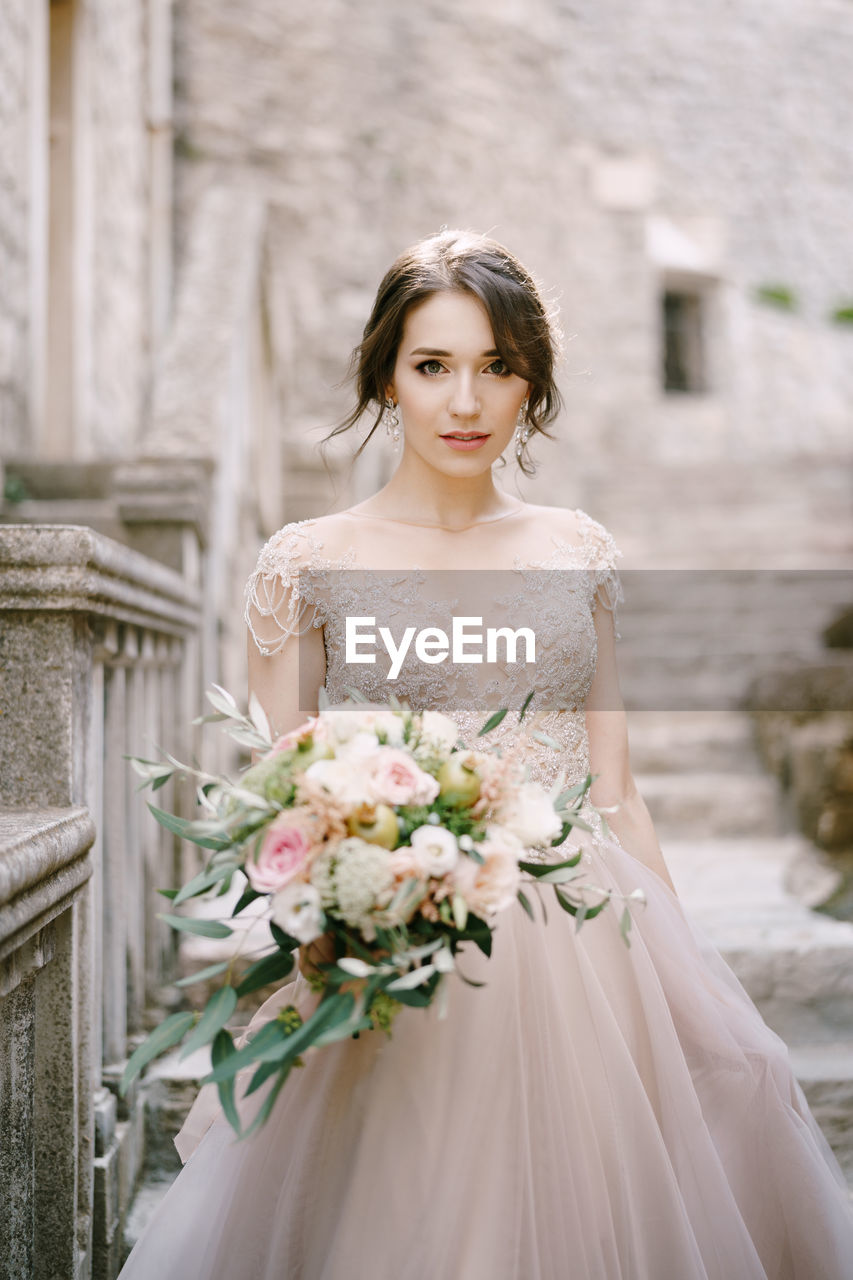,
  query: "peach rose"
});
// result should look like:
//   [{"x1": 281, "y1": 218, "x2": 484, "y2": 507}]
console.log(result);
[
  {"x1": 497, "y1": 781, "x2": 562, "y2": 847},
  {"x1": 452, "y1": 827, "x2": 523, "y2": 917}
]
